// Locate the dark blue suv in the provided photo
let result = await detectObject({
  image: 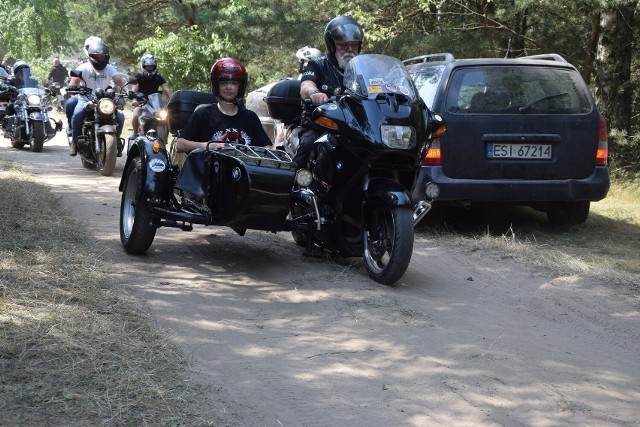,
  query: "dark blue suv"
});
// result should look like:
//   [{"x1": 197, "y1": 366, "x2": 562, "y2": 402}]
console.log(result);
[{"x1": 405, "y1": 53, "x2": 610, "y2": 225}]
